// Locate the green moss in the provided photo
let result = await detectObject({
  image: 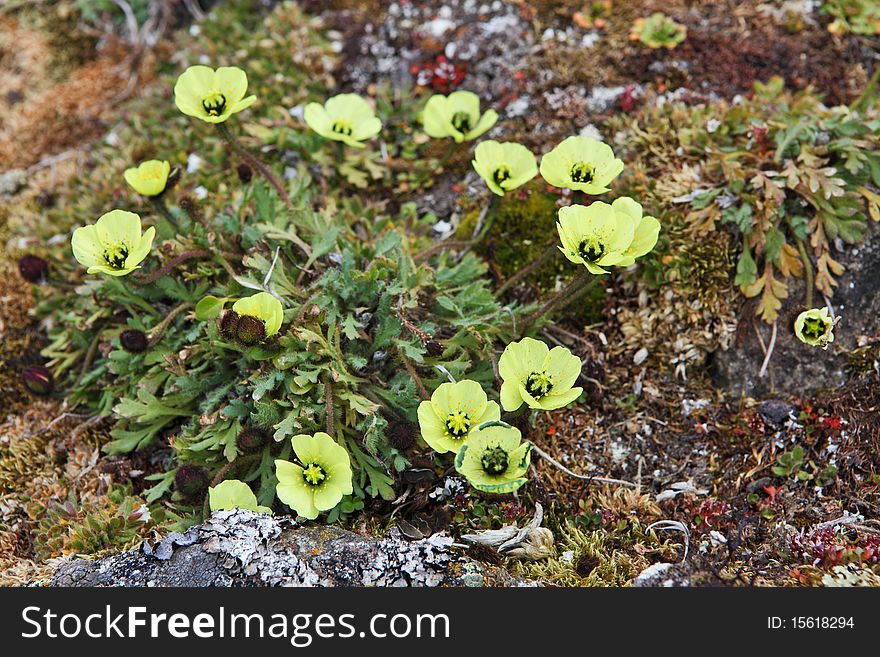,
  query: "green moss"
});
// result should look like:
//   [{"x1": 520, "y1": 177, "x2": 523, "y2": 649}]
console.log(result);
[
  {"x1": 513, "y1": 520, "x2": 678, "y2": 586},
  {"x1": 457, "y1": 181, "x2": 607, "y2": 325}
]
